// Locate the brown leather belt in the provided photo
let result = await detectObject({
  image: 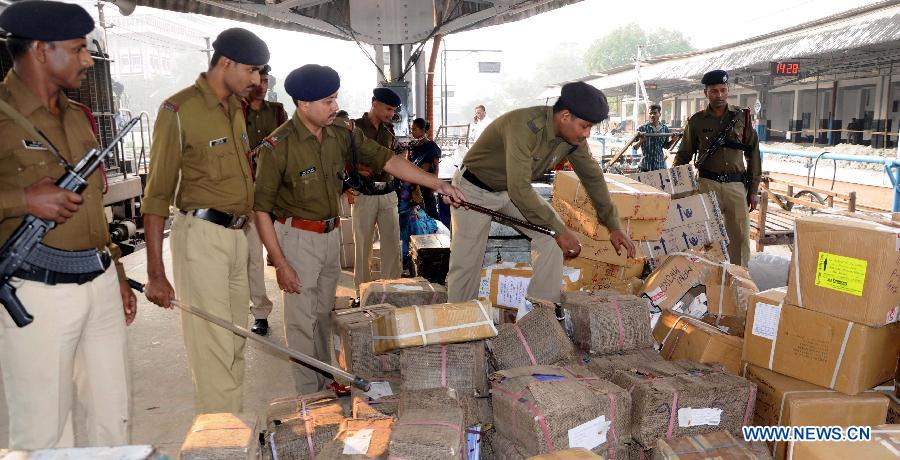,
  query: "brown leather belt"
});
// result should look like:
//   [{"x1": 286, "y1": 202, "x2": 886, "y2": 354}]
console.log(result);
[{"x1": 276, "y1": 216, "x2": 340, "y2": 234}]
